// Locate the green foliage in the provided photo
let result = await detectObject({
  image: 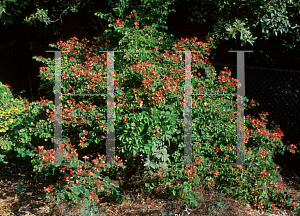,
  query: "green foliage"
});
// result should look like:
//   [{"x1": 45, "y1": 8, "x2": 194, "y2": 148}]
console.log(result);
[
  {"x1": 0, "y1": 0, "x2": 89, "y2": 27},
  {"x1": 74, "y1": 198, "x2": 100, "y2": 216},
  {"x1": 0, "y1": 0, "x2": 176, "y2": 33},
  {"x1": 0, "y1": 0, "x2": 29, "y2": 26},
  {"x1": 0, "y1": 80, "x2": 55, "y2": 165},
  {"x1": 95, "y1": 0, "x2": 176, "y2": 40},
  {"x1": 0, "y1": 81, "x2": 28, "y2": 163},
  {"x1": 208, "y1": 201, "x2": 229, "y2": 215},
  {"x1": 185, "y1": 0, "x2": 300, "y2": 50},
  {"x1": 1, "y1": 0, "x2": 299, "y2": 54},
  {"x1": 142, "y1": 133, "x2": 172, "y2": 176},
  {"x1": 0, "y1": 81, "x2": 23, "y2": 133},
  {"x1": 33, "y1": 20, "x2": 298, "y2": 213},
  {"x1": 3, "y1": 2, "x2": 299, "y2": 214}
]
